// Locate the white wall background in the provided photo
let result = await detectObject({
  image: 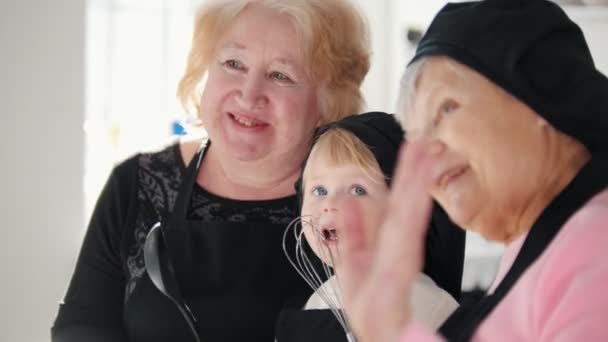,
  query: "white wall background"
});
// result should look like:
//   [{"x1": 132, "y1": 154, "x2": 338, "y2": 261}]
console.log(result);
[
  {"x1": 0, "y1": 0, "x2": 85, "y2": 341},
  {"x1": 354, "y1": 0, "x2": 450, "y2": 113},
  {"x1": 1, "y1": 1, "x2": 607, "y2": 341}
]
